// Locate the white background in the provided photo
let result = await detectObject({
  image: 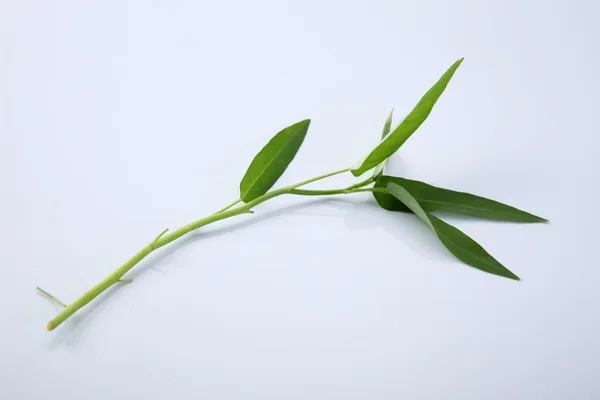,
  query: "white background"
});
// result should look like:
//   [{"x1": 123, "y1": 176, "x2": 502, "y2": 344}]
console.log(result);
[{"x1": 2, "y1": 0, "x2": 599, "y2": 399}]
